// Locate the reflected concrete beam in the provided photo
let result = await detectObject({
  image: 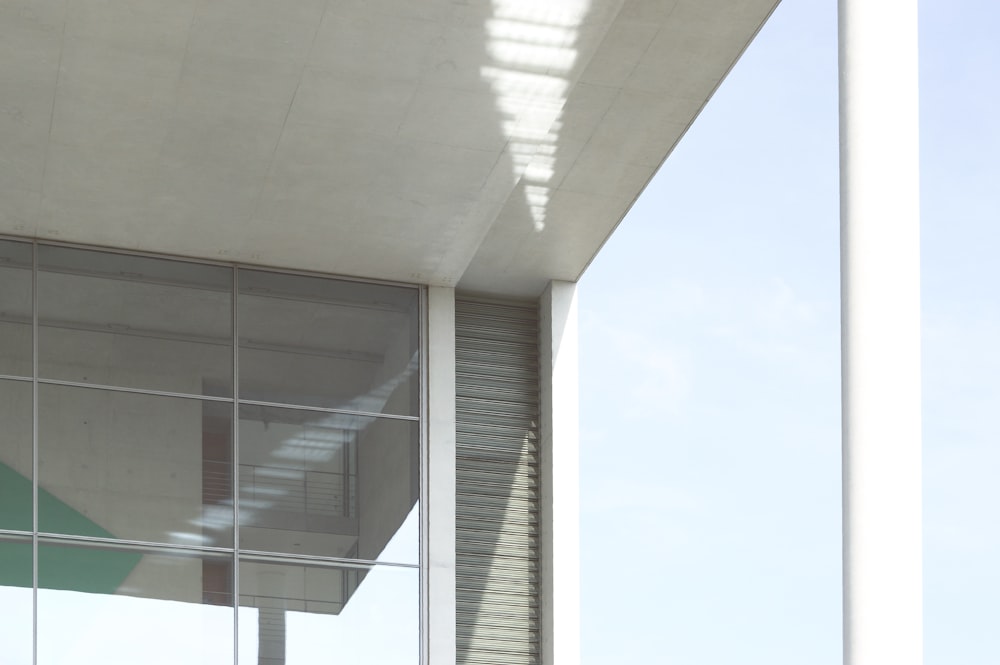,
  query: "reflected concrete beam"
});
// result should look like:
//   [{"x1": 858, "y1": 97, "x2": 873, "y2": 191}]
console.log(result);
[{"x1": 839, "y1": 1, "x2": 922, "y2": 663}]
